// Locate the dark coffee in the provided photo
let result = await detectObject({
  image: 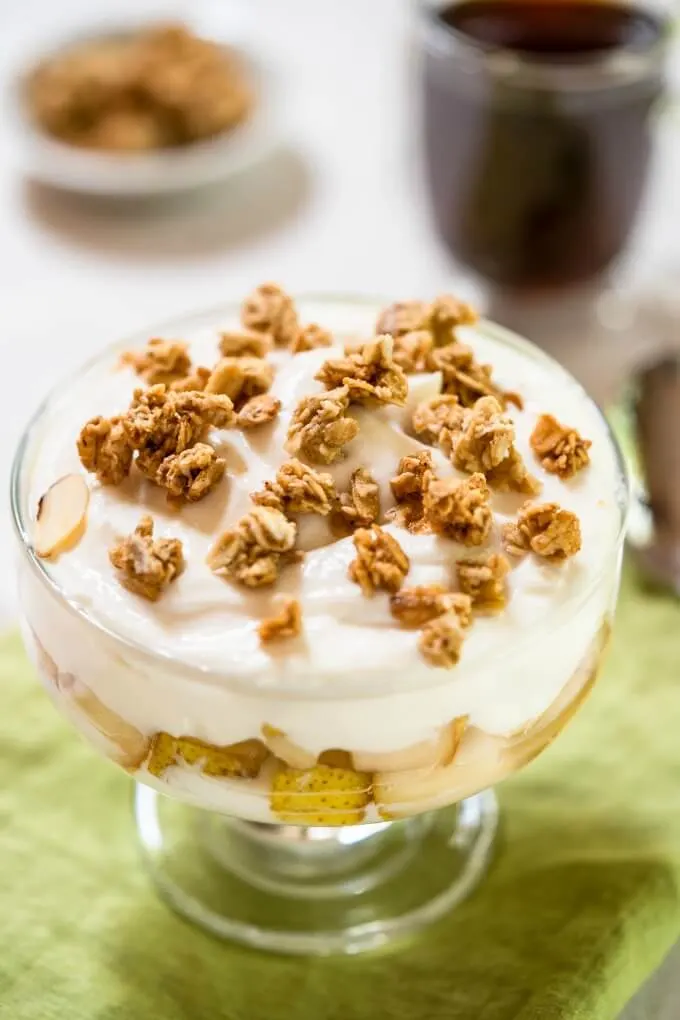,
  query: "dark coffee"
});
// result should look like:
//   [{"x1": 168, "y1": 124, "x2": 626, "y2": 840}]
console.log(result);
[{"x1": 423, "y1": 1, "x2": 667, "y2": 289}]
